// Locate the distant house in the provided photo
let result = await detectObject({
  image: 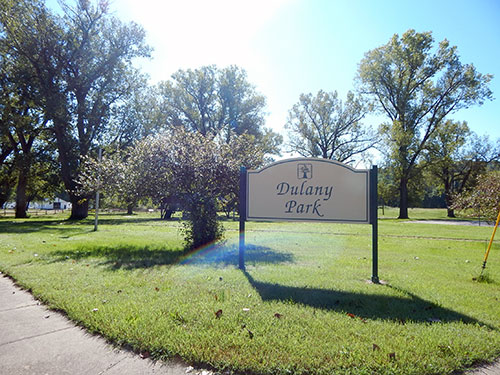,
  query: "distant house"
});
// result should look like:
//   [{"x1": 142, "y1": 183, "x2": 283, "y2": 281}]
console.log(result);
[
  {"x1": 3, "y1": 202, "x2": 16, "y2": 209},
  {"x1": 2, "y1": 197, "x2": 72, "y2": 210},
  {"x1": 31, "y1": 197, "x2": 72, "y2": 210}
]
